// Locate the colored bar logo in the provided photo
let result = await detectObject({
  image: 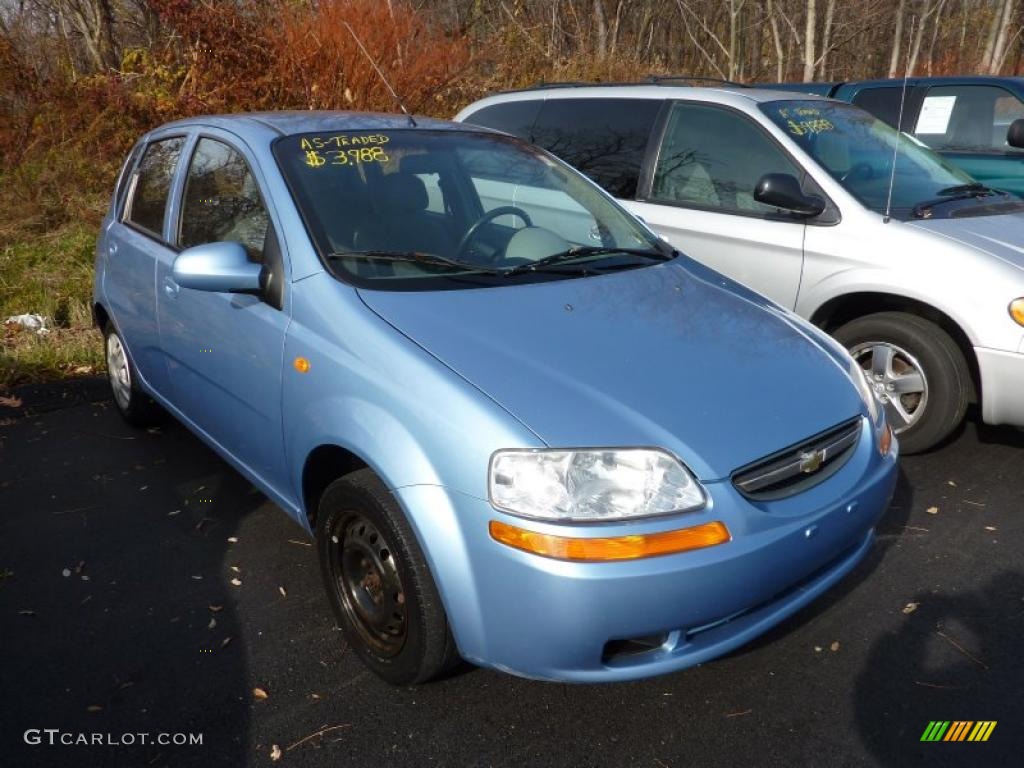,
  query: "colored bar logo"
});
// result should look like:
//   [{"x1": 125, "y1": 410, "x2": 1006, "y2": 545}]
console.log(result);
[{"x1": 920, "y1": 721, "x2": 997, "y2": 742}]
